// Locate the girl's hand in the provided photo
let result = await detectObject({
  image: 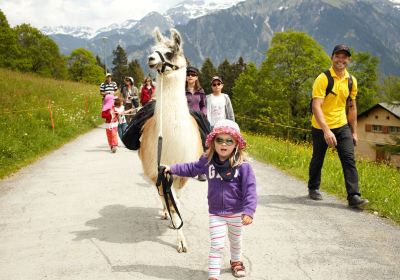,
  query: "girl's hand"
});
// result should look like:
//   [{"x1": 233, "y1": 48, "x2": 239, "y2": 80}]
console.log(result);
[
  {"x1": 242, "y1": 214, "x2": 253, "y2": 225},
  {"x1": 163, "y1": 165, "x2": 171, "y2": 175}
]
